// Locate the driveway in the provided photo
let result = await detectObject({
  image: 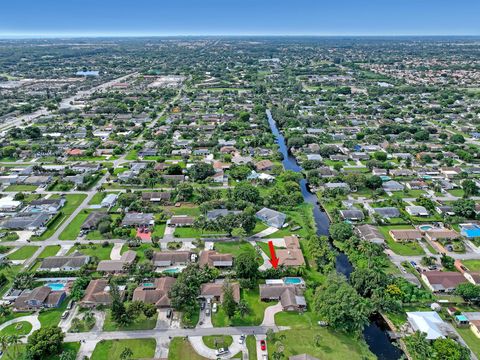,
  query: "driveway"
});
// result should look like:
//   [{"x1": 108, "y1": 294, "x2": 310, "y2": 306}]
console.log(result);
[
  {"x1": 110, "y1": 242, "x2": 123, "y2": 260},
  {"x1": 249, "y1": 240, "x2": 272, "y2": 271},
  {"x1": 76, "y1": 340, "x2": 98, "y2": 360},
  {"x1": 0, "y1": 314, "x2": 41, "y2": 342},
  {"x1": 261, "y1": 302, "x2": 282, "y2": 327},
  {"x1": 255, "y1": 334, "x2": 268, "y2": 360},
  {"x1": 155, "y1": 337, "x2": 170, "y2": 358},
  {"x1": 252, "y1": 226, "x2": 278, "y2": 238},
  {"x1": 189, "y1": 335, "x2": 247, "y2": 359},
  {"x1": 197, "y1": 305, "x2": 213, "y2": 329}
]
